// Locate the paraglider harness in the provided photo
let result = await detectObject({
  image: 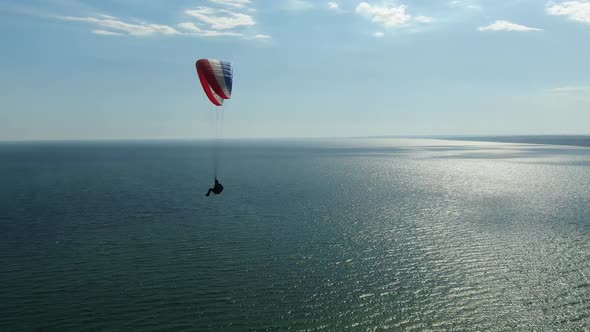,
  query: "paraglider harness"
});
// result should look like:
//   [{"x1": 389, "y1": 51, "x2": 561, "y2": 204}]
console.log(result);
[{"x1": 206, "y1": 178, "x2": 224, "y2": 196}]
